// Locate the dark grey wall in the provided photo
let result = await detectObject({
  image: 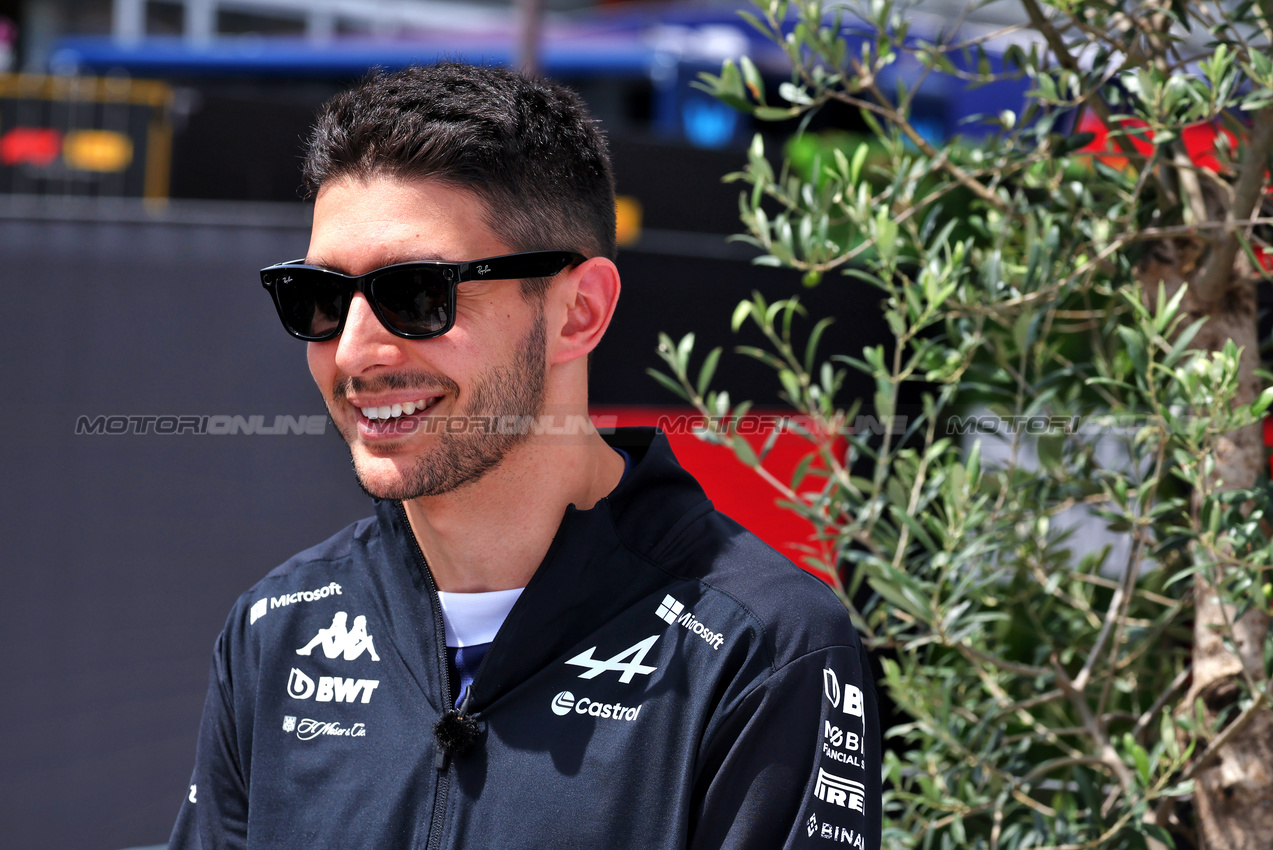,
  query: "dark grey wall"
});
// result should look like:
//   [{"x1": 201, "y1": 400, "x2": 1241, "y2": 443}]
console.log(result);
[
  {"x1": 0, "y1": 200, "x2": 881, "y2": 850},
  {"x1": 0, "y1": 208, "x2": 375, "y2": 850}
]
